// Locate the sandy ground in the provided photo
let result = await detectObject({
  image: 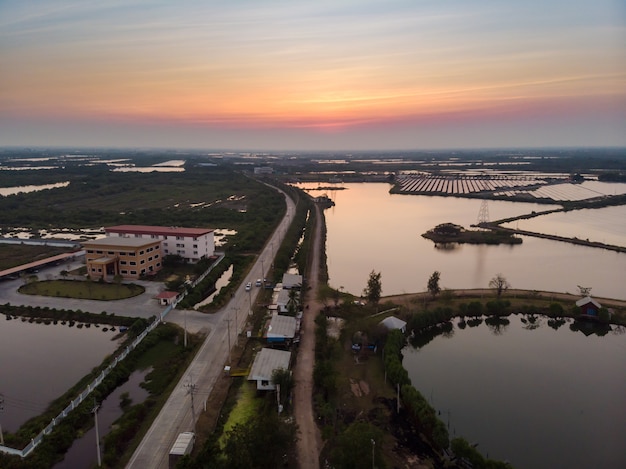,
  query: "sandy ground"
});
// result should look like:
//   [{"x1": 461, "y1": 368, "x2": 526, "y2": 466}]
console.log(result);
[{"x1": 293, "y1": 204, "x2": 323, "y2": 469}]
